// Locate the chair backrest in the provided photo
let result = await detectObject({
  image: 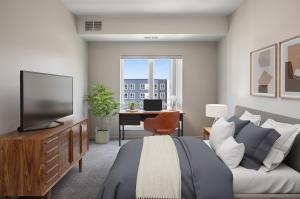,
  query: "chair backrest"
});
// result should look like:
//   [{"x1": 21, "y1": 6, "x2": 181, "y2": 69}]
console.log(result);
[{"x1": 156, "y1": 112, "x2": 180, "y2": 129}]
